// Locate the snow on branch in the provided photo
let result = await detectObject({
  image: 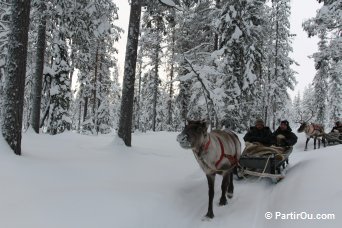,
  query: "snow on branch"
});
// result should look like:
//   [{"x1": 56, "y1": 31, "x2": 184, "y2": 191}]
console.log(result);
[
  {"x1": 159, "y1": 0, "x2": 176, "y2": 7},
  {"x1": 183, "y1": 57, "x2": 219, "y2": 127},
  {"x1": 158, "y1": 0, "x2": 183, "y2": 11}
]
